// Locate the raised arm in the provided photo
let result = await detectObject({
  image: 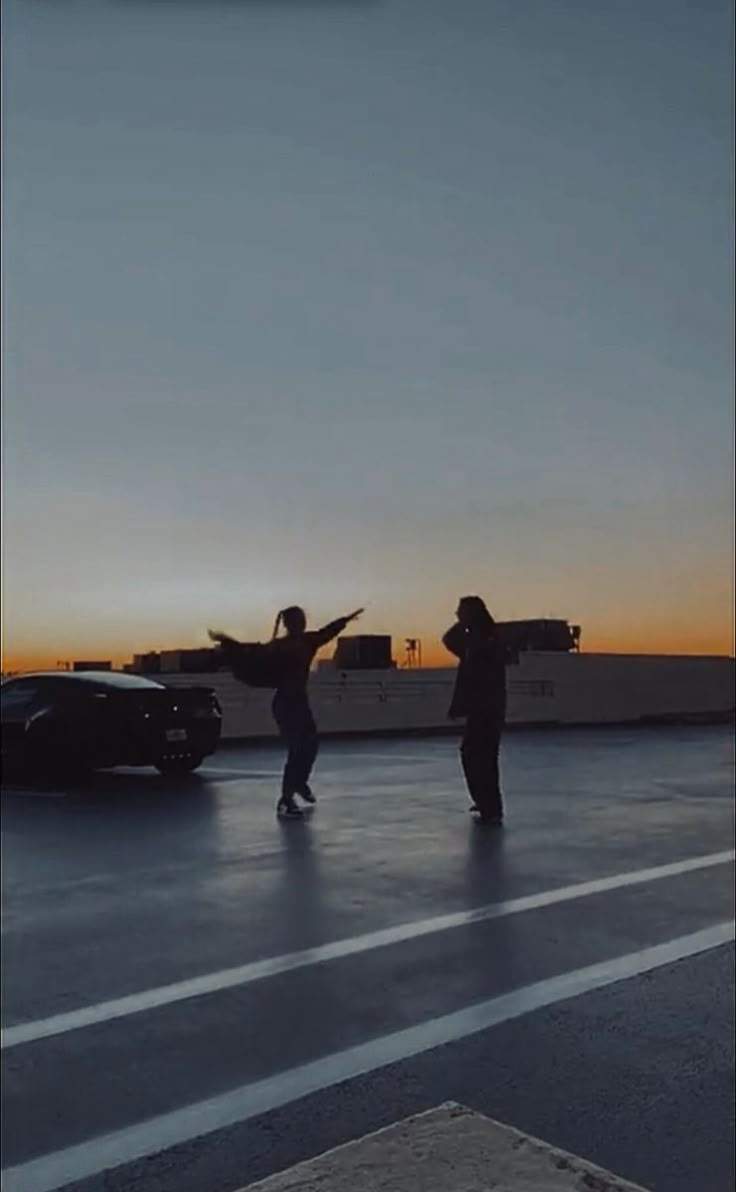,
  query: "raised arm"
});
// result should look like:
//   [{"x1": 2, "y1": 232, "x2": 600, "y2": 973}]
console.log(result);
[
  {"x1": 442, "y1": 622, "x2": 467, "y2": 659},
  {"x1": 208, "y1": 629, "x2": 242, "y2": 650},
  {"x1": 312, "y1": 608, "x2": 364, "y2": 649}
]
